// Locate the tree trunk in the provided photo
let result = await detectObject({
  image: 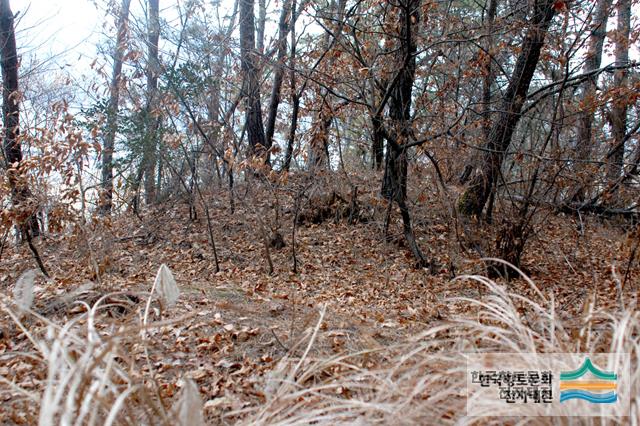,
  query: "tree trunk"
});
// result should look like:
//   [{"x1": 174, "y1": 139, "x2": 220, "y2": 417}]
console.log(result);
[
  {"x1": 307, "y1": 0, "x2": 347, "y2": 169},
  {"x1": 282, "y1": 0, "x2": 299, "y2": 173},
  {"x1": 458, "y1": 0, "x2": 556, "y2": 217},
  {"x1": 265, "y1": 0, "x2": 293, "y2": 160},
  {"x1": 572, "y1": 0, "x2": 613, "y2": 200},
  {"x1": 0, "y1": 0, "x2": 39, "y2": 237},
  {"x1": 382, "y1": 0, "x2": 418, "y2": 203},
  {"x1": 606, "y1": 0, "x2": 630, "y2": 184},
  {"x1": 204, "y1": 0, "x2": 238, "y2": 185},
  {"x1": 460, "y1": 0, "x2": 498, "y2": 185},
  {"x1": 257, "y1": 0, "x2": 266, "y2": 54},
  {"x1": 240, "y1": 0, "x2": 267, "y2": 157},
  {"x1": 204, "y1": 68, "x2": 221, "y2": 184},
  {"x1": 381, "y1": 0, "x2": 430, "y2": 268},
  {"x1": 371, "y1": 113, "x2": 384, "y2": 169},
  {"x1": 143, "y1": 0, "x2": 160, "y2": 205},
  {"x1": 481, "y1": 0, "x2": 498, "y2": 138},
  {"x1": 99, "y1": 0, "x2": 131, "y2": 215},
  {"x1": 283, "y1": 94, "x2": 299, "y2": 171}
]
